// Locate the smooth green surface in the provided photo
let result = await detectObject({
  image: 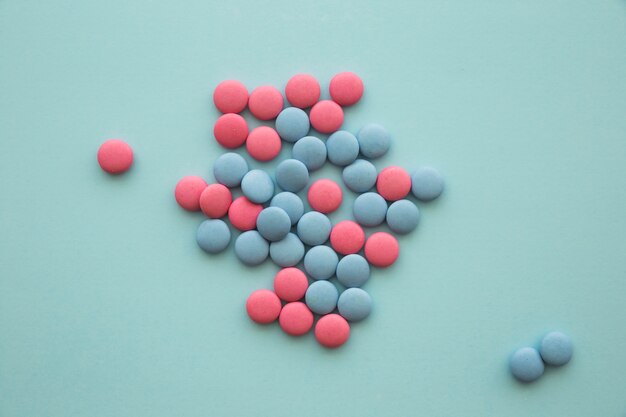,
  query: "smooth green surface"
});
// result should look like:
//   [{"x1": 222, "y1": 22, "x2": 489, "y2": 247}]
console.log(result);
[{"x1": 1, "y1": 1, "x2": 626, "y2": 416}]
